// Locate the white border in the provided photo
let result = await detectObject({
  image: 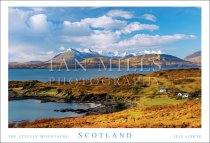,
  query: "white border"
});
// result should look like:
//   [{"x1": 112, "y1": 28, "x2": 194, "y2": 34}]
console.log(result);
[{"x1": 1, "y1": 1, "x2": 209, "y2": 142}]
